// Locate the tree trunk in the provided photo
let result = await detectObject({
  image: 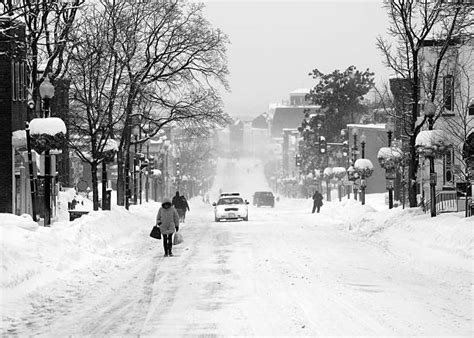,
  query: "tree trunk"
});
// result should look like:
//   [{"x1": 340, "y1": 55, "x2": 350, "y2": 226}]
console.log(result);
[
  {"x1": 91, "y1": 161, "x2": 99, "y2": 211},
  {"x1": 117, "y1": 150, "x2": 125, "y2": 206},
  {"x1": 408, "y1": 136, "x2": 419, "y2": 207}
]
